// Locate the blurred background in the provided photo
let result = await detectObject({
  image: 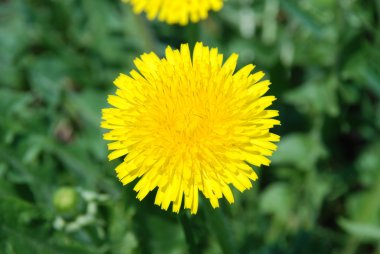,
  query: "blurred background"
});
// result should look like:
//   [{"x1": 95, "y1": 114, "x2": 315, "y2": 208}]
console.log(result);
[{"x1": 1, "y1": 0, "x2": 380, "y2": 253}]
